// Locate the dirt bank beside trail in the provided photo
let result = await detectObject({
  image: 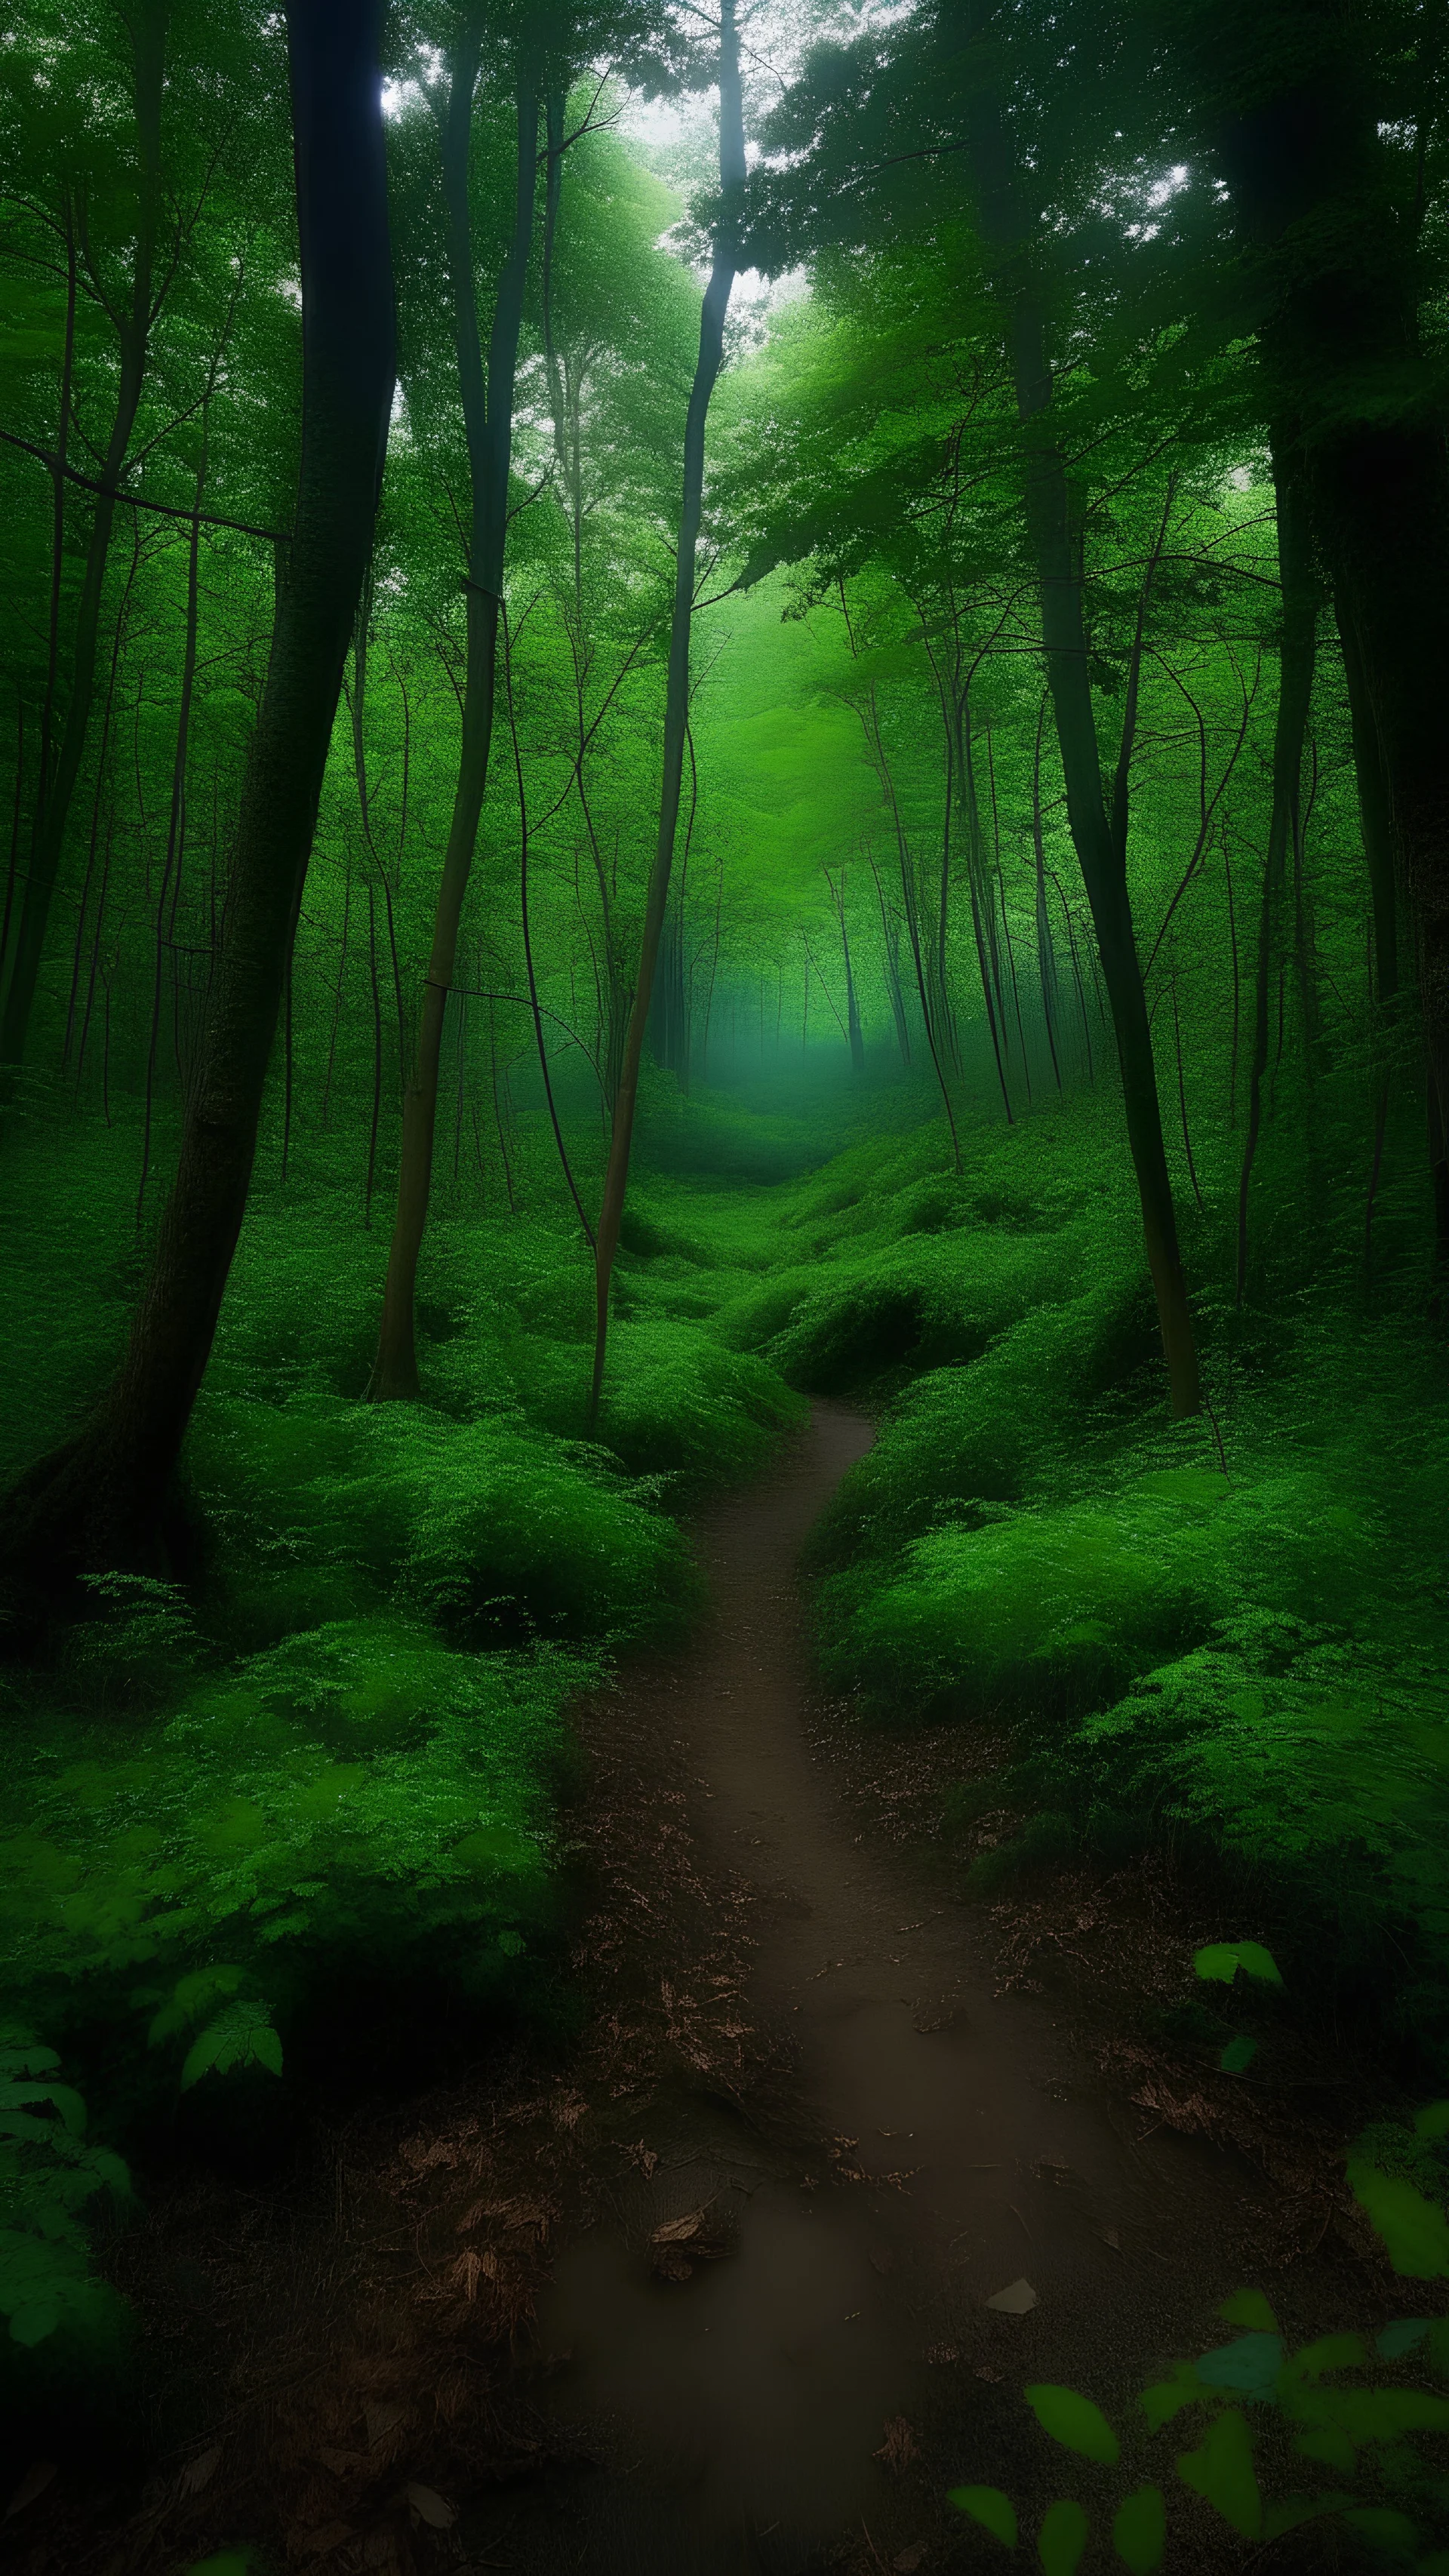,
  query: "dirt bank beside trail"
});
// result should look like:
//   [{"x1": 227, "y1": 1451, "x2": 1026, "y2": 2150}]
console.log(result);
[{"x1": 11, "y1": 1402, "x2": 1392, "y2": 2576}]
